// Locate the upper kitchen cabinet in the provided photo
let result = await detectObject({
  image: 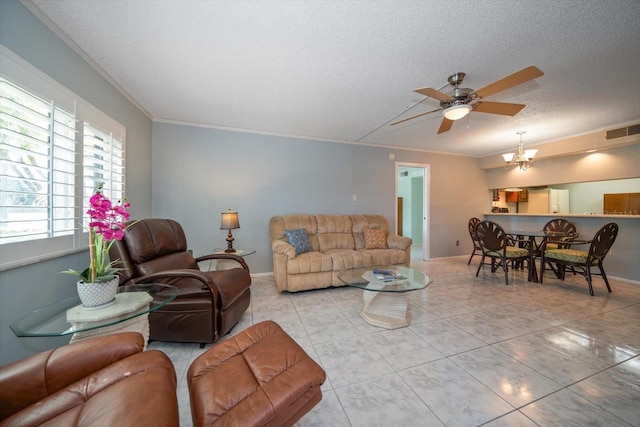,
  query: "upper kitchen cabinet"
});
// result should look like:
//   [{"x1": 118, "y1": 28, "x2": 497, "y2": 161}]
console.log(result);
[
  {"x1": 505, "y1": 188, "x2": 528, "y2": 202},
  {"x1": 603, "y1": 193, "x2": 640, "y2": 215}
]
